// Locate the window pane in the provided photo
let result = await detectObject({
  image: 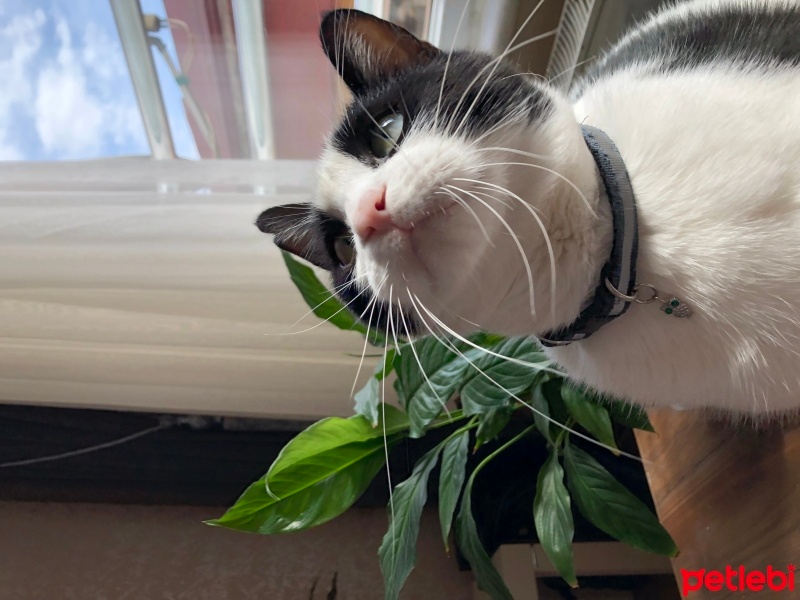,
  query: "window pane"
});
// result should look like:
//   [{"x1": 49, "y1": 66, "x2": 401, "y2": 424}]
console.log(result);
[{"x1": 1, "y1": 0, "x2": 150, "y2": 160}]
